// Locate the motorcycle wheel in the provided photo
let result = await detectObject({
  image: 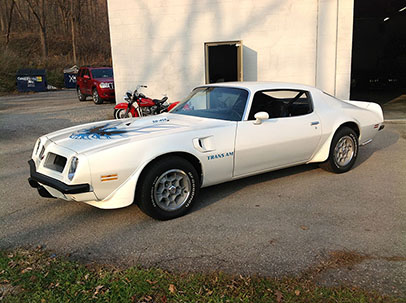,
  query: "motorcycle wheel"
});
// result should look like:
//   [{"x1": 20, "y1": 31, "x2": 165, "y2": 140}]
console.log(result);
[{"x1": 114, "y1": 108, "x2": 133, "y2": 119}]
